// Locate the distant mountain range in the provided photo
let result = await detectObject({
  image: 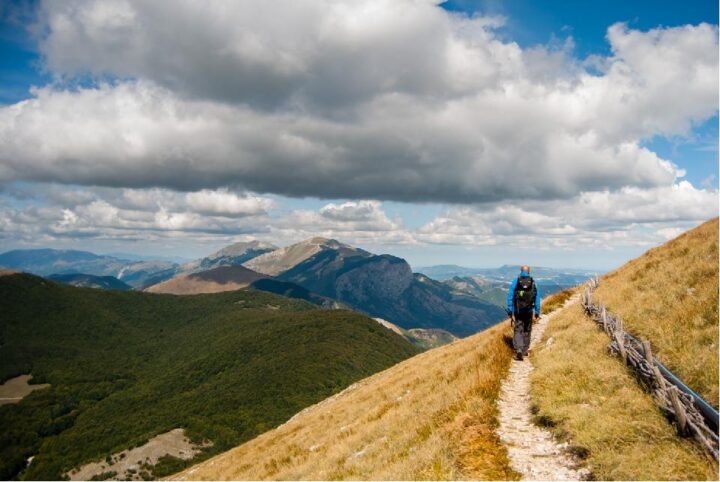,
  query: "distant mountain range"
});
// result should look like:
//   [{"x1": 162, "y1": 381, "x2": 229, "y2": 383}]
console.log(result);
[
  {"x1": 0, "y1": 242, "x2": 277, "y2": 290},
  {"x1": 243, "y1": 238, "x2": 506, "y2": 337},
  {"x1": 180, "y1": 241, "x2": 277, "y2": 274},
  {"x1": 48, "y1": 273, "x2": 132, "y2": 290},
  {"x1": 0, "y1": 249, "x2": 179, "y2": 289},
  {"x1": 146, "y1": 264, "x2": 268, "y2": 295},
  {"x1": 417, "y1": 264, "x2": 598, "y2": 282},
  {"x1": 0, "y1": 243, "x2": 597, "y2": 337},
  {"x1": 146, "y1": 265, "x2": 340, "y2": 309},
  {"x1": 418, "y1": 264, "x2": 598, "y2": 310}
]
